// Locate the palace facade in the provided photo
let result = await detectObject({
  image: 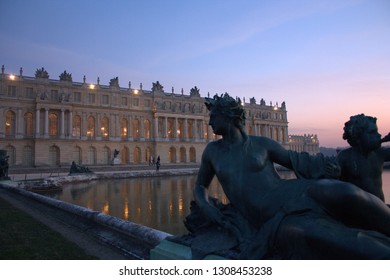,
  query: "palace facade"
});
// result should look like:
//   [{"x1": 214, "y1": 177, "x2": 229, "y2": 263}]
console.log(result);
[{"x1": 0, "y1": 66, "x2": 319, "y2": 168}]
